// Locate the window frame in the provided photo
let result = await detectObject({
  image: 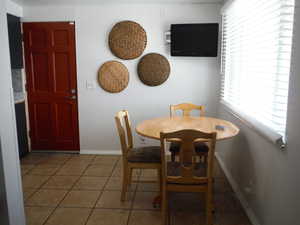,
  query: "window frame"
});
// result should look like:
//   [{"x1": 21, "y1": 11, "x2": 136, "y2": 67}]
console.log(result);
[{"x1": 219, "y1": 0, "x2": 296, "y2": 149}]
